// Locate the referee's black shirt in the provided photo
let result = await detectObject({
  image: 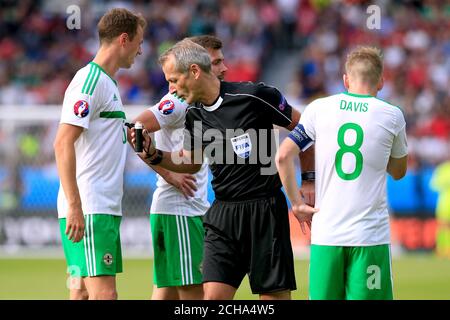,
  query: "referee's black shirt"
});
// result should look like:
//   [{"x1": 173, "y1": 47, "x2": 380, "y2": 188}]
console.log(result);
[{"x1": 184, "y1": 81, "x2": 295, "y2": 201}]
